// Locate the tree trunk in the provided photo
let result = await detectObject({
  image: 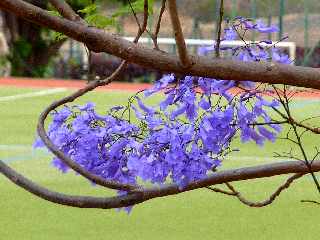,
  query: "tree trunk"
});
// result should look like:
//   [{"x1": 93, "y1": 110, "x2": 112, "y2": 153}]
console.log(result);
[{"x1": 0, "y1": 0, "x2": 65, "y2": 77}]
